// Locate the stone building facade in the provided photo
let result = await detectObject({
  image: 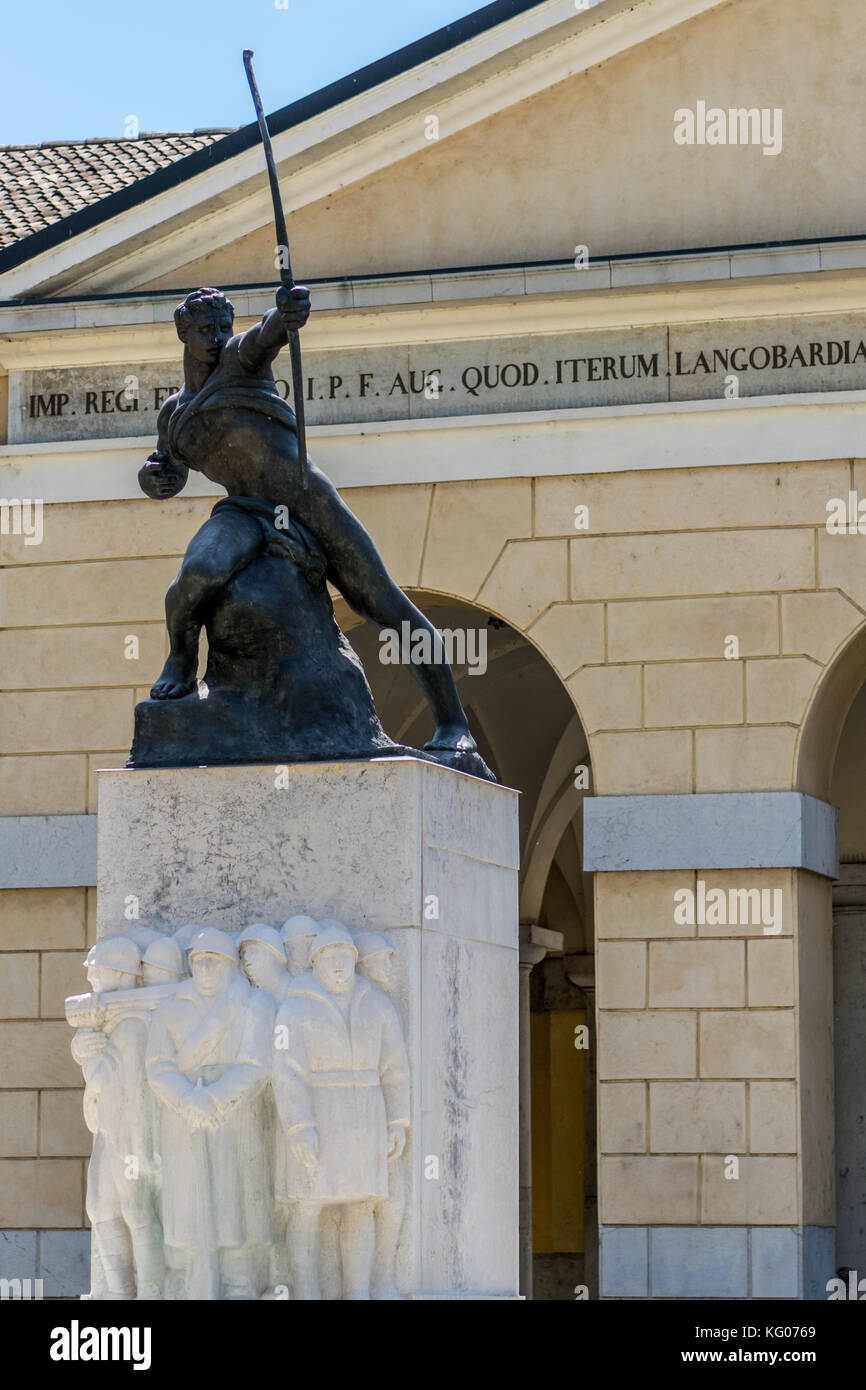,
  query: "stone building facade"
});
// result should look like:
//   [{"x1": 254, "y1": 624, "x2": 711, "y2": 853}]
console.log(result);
[{"x1": 2, "y1": 0, "x2": 866, "y2": 1299}]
